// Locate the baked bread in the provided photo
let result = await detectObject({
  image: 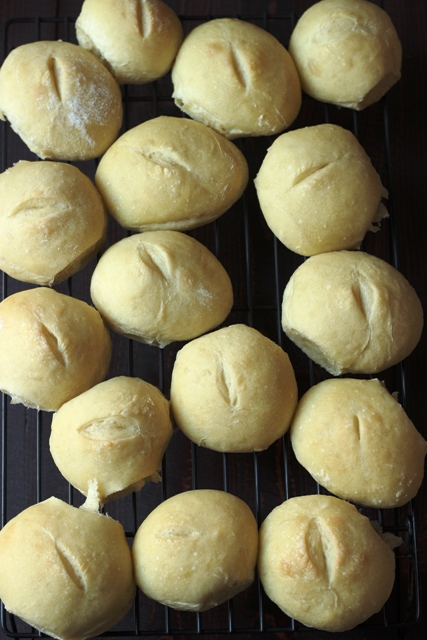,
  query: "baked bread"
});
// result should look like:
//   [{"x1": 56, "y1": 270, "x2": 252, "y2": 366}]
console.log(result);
[
  {"x1": 90, "y1": 230, "x2": 233, "y2": 347},
  {"x1": 258, "y1": 494, "x2": 399, "y2": 632},
  {"x1": 0, "y1": 160, "x2": 107, "y2": 285},
  {"x1": 50, "y1": 376, "x2": 173, "y2": 505},
  {"x1": 290, "y1": 378, "x2": 427, "y2": 508},
  {"x1": 0, "y1": 496, "x2": 136, "y2": 640},
  {"x1": 132, "y1": 489, "x2": 259, "y2": 611},
  {"x1": 254, "y1": 123, "x2": 388, "y2": 256},
  {"x1": 0, "y1": 40, "x2": 123, "y2": 160},
  {"x1": 170, "y1": 324, "x2": 298, "y2": 452},
  {"x1": 94, "y1": 116, "x2": 249, "y2": 231},
  {"x1": 76, "y1": 0, "x2": 183, "y2": 84},
  {"x1": 171, "y1": 18, "x2": 301, "y2": 139},
  {"x1": 288, "y1": 0, "x2": 402, "y2": 110},
  {"x1": 281, "y1": 251, "x2": 424, "y2": 375},
  {"x1": 0, "y1": 287, "x2": 111, "y2": 411}
]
